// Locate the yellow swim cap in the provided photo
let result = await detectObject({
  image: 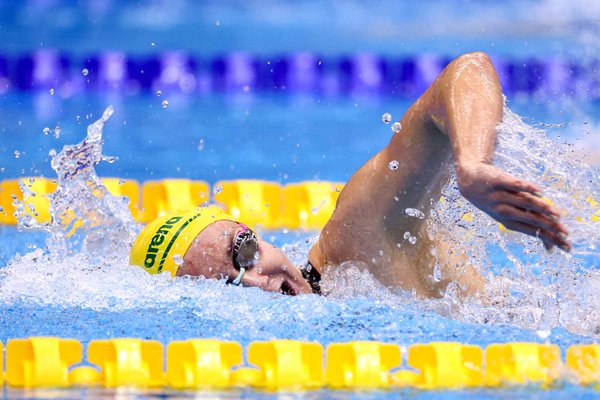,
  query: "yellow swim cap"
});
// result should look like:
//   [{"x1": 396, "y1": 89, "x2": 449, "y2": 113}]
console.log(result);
[{"x1": 129, "y1": 206, "x2": 233, "y2": 276}]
